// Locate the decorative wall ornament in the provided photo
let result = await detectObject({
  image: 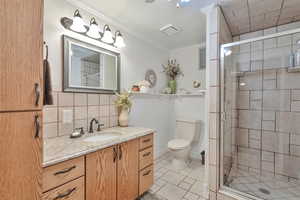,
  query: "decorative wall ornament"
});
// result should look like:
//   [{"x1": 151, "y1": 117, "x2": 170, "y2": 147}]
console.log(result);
[{"x1": 145, "y1": 69, "x2": 157, "y2": 88}]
